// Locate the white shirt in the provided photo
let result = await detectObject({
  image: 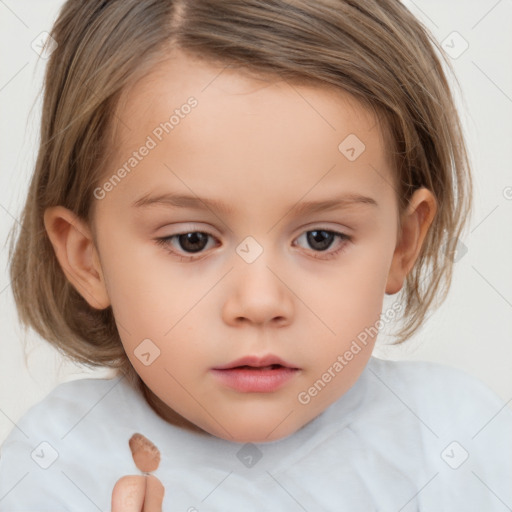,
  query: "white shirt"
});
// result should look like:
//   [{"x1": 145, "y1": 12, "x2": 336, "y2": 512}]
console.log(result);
[{"x1": 1, "y1": 355, "x2": 511, "y2": 511}]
